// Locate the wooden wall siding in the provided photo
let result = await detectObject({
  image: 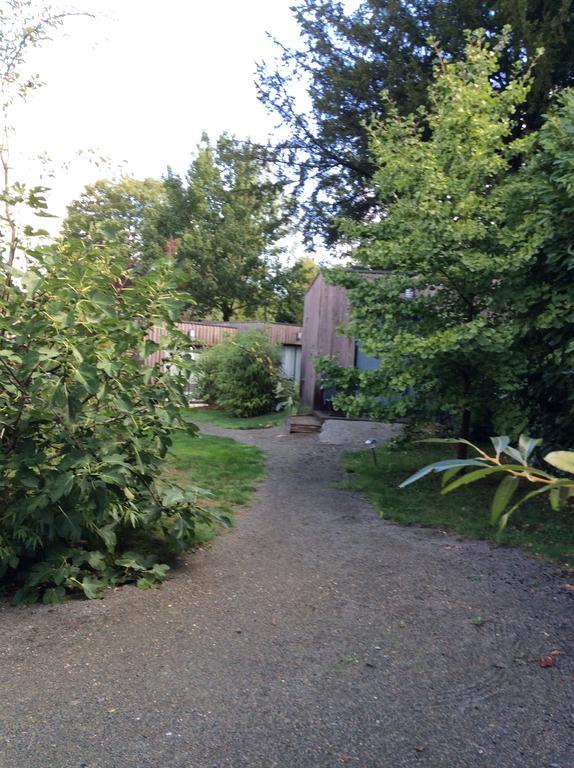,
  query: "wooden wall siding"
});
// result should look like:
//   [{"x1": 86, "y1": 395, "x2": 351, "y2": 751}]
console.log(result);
[
  {"x1": 301, "y1": 273, "x2": 355, "y2": 407},
  {"x1": 144, "y1": 323, "x2": 238, "y2": 369},
  {"x1": 177, "y1": 323, "x2": 239, "y2": 346},
  {"x1": 144, "y1": 322, "x2": 303, "y2": 370},
  {"x1": 197, "y1": 321, "x2": 303, "y2": 346},
  {"x1": 266, "y1": 324, "x2": 303, "y2": 346}
]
